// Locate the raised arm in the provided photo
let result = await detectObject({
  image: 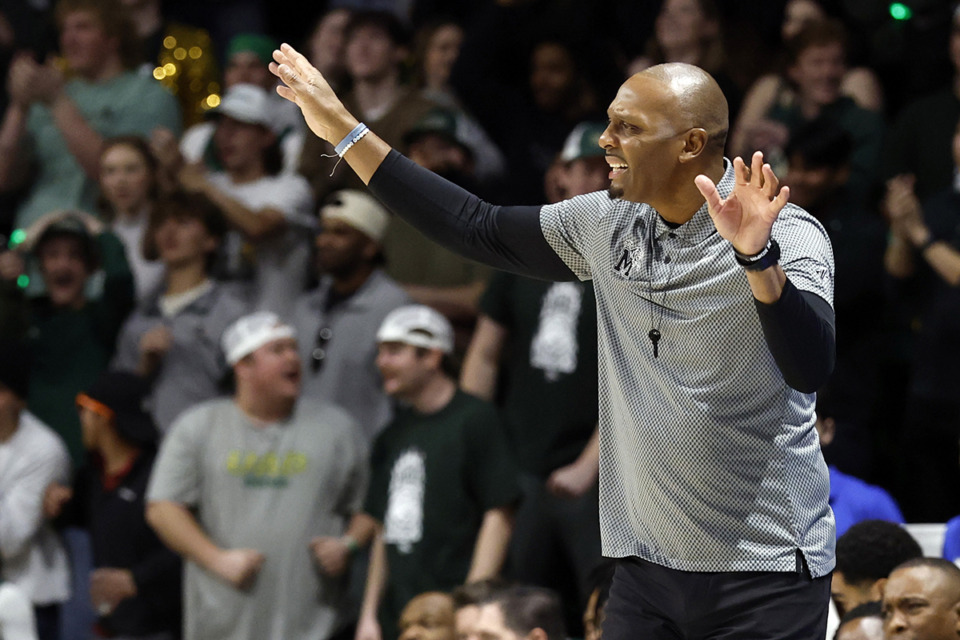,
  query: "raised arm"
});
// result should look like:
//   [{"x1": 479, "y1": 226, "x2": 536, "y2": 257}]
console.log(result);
[
  {"x1": 269, "y1": 44, "x2": 574, "y2": 282},
  {"x1": 695, "y1": 152, "x2": 835, "y2": 392}
]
